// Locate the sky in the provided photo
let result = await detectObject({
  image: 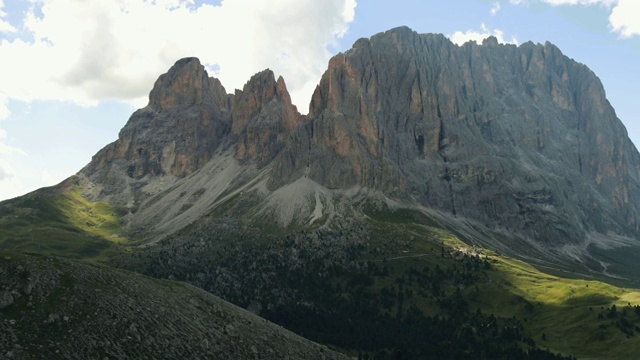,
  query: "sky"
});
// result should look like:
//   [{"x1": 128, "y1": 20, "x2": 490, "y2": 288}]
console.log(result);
[{"x1": 0, "y1": 0, "x2": 638, "y2": 201}]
